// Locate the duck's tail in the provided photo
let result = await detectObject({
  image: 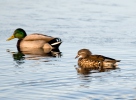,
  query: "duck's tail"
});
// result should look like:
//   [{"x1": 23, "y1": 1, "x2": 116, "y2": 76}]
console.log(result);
[
  {"x1": 48, "y1": 38, "x2": 62, "y2": 49},
  {"x1": 116, "y1": 60, "x2": 121, "y2": 62}
]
